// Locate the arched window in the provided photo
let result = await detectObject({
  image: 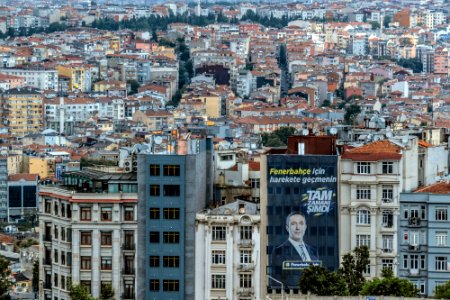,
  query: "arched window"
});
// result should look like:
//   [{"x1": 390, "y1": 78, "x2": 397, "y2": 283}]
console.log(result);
[{"x1": 357, "y1": 209, "x2": 371, "y2": 225}]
